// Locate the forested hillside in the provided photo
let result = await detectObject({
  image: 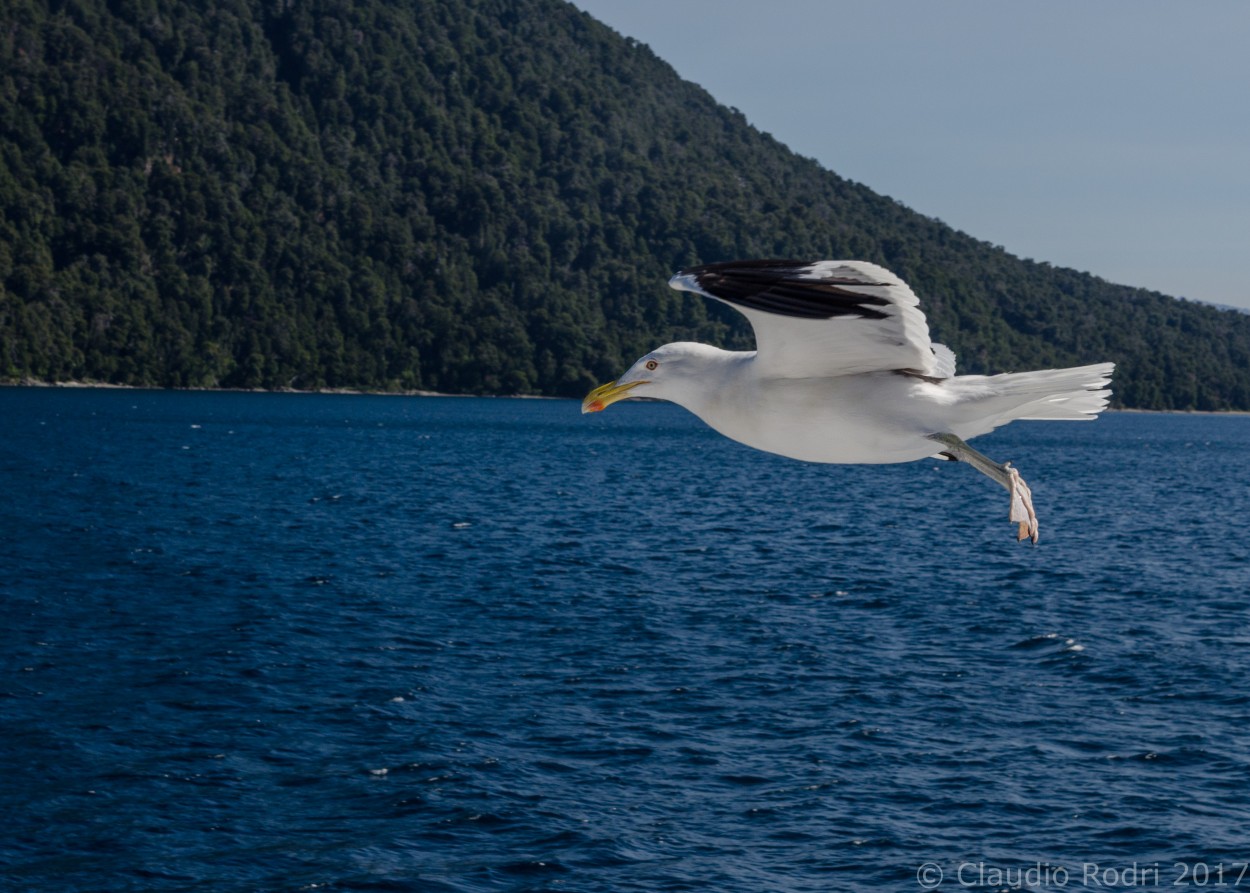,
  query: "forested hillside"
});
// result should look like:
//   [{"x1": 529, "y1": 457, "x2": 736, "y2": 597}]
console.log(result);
[{"x1": 3, "y1": 0, "x2": 1249, "y2": 408}]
